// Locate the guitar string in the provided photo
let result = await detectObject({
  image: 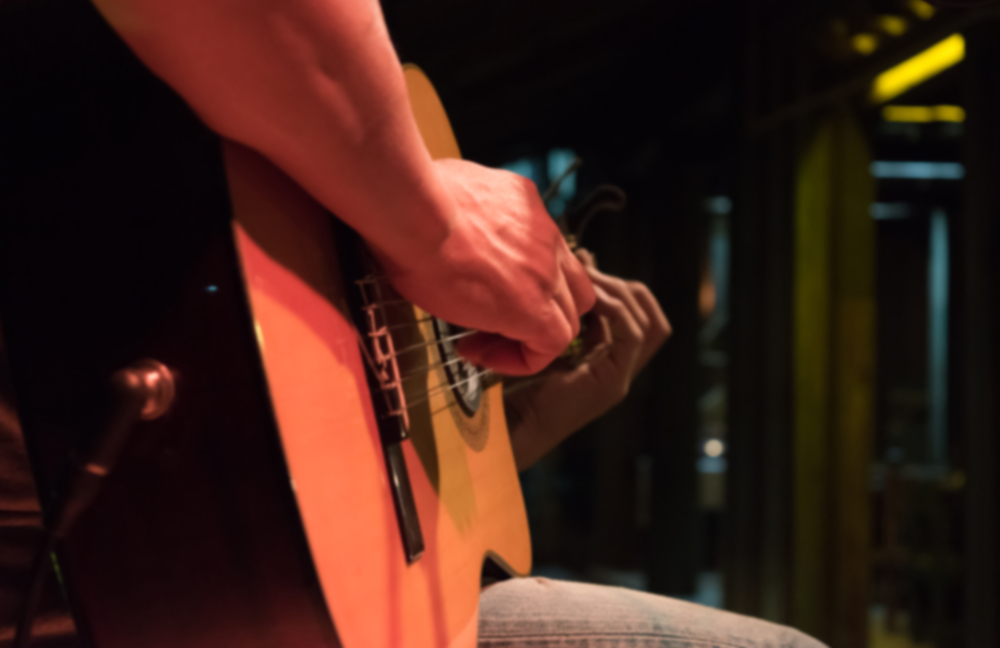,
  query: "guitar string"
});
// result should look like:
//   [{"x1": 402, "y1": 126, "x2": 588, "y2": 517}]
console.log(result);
[
  {"x1": 374, "y1": 328, "x2": 478, "y2": 360},
  {"x1": 357, "y1": 273, "x2": 508, "y2": 416},
  {"x1": 395, "y1": 366, "x2": 497, "y2": 412},
  {"x1": 352, "y1": 324, "x2": 403, "y2": 415},
  {"x1": 373, "y1": 315, "x2": 437, "y2": 333},
  {"x1": 356, "y1": 322, "x2": 497, "y2": 419},
  {"x1": 358, "y1": 275, "x2": 478, "y2": 415},
  {"x1": 355, "y1": 252, "x2": 598, "y2": 418},
  {"x1": 398, "y1": 364, "x2": 542, "y2": 420},
  {"x1": 363, "y1": 297, "x2": 411, "y2": 308},
  {"x1": 365, "y1": 309, "x2": 494, "y2": 399},
  {"x1": 367, "y1": 272, "x2": 423, "y2": 419},
  {"x1": 398, "y1": 355, "x2": 465, "y2": 382},
  {"x1": 360, "y1": 275, "x2": 479, "y2": 358}
]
